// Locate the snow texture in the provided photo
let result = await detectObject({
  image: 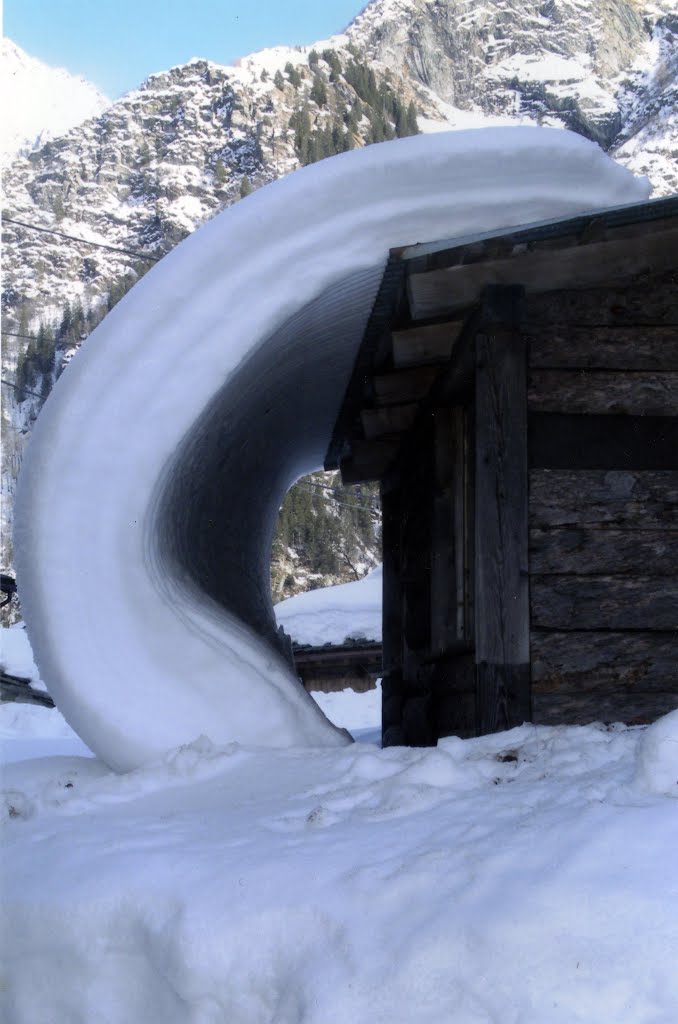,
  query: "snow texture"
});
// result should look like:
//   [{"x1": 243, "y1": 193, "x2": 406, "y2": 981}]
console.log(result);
[
  {"x1": 635, "y1": 708, "x2": 678, "y2": 797},
  {"x1": 0, "y1": 624, "x2": 45, "y2": 688},
  {"x1": 275, "y1": 565, "x2": 382, "y2": 645},
  {"x1": 15, "y1": 129, "x2": 650, "y2": 771},
  {"x1": 2, "y1": 700, "x2": 678, "y2": 1023},
  {"x1": 1, "y1": 39, "x2": 110, "y2": 159}
]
